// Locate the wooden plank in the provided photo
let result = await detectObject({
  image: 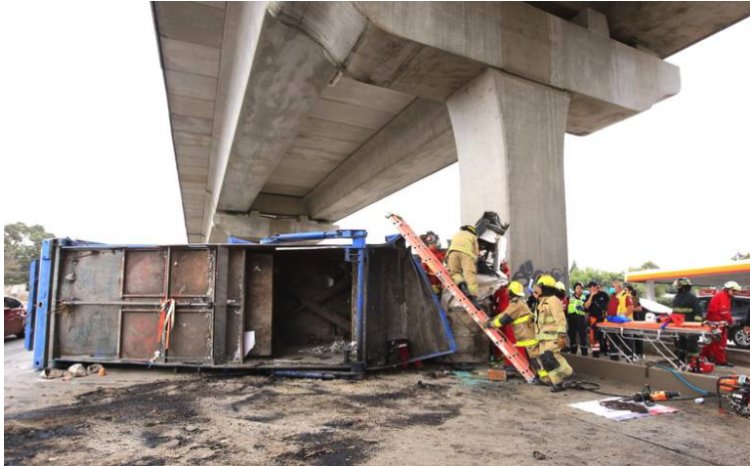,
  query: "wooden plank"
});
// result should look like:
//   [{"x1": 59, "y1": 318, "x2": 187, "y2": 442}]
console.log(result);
[
  {"x1": 213, "y1": 247, "x2": 229, "y2": 364},
  {"x1": 281, "y1": 286, "x2": 351, "y2": 331},
  {"x1": 246, "y1": 254, "x2": 273, "y2": 356}
]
